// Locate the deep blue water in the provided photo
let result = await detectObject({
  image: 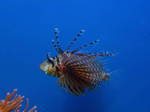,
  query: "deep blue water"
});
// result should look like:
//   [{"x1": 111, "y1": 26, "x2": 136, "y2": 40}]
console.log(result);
[{"x1": 0, "y1": 0, "x2": 150, "y2": 112}]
